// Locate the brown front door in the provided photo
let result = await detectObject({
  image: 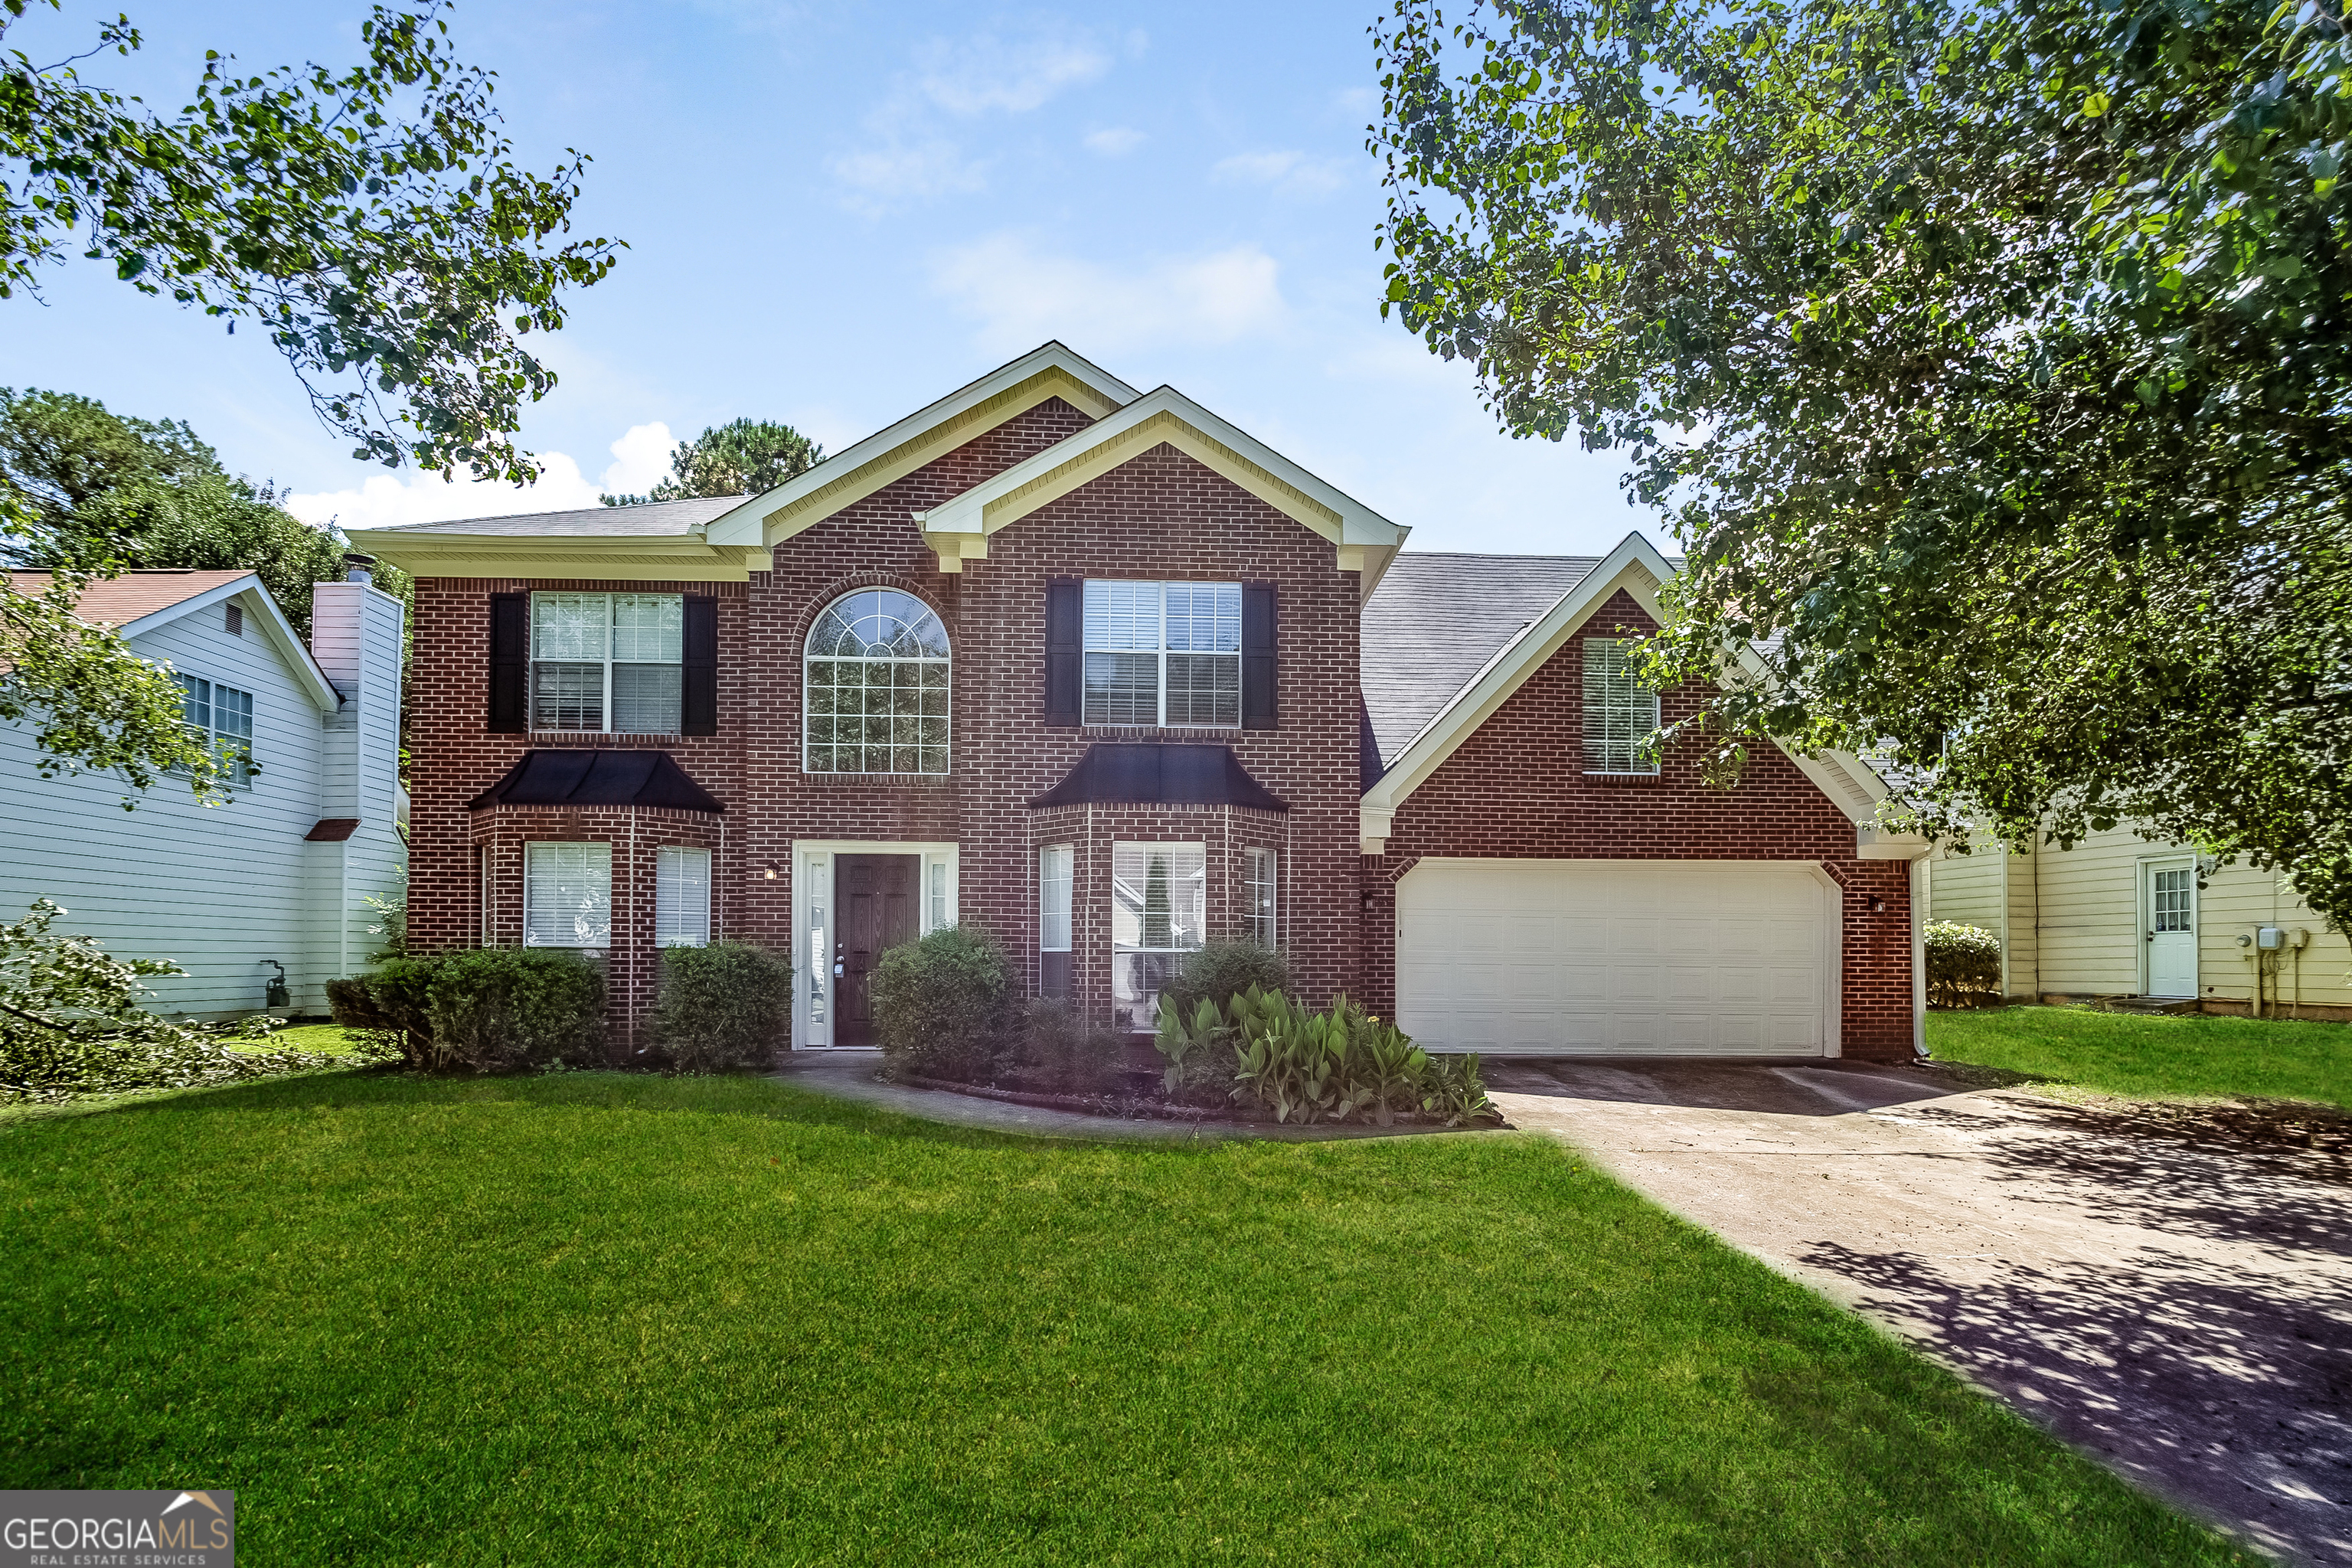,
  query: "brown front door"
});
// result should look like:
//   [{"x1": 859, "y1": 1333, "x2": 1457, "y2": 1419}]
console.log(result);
[{"x1": 835, "y1": 854, "x2": 919, "y2": 1047}]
